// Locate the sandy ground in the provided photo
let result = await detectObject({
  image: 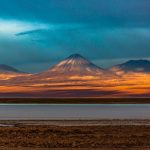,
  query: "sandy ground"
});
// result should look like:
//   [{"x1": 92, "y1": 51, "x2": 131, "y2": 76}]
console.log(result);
[{"x1": 0, "y1": 120, "x2": 149, "y2": 149}]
